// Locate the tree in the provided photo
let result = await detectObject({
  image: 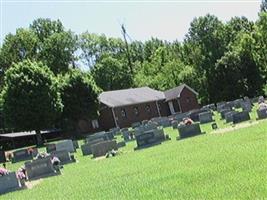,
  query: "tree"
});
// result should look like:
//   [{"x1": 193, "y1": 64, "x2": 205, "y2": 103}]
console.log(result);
[
  {"x1": 91, "y1": 55, "x2": 132, "y2": 91},
  {"x1": 184, "y1": 14, "x2": 227, "y2": 103},
  {"x1": 260, "y1": 0, "x2": 267, "y2": 12},
  {"x1": 1, "y1": 60, "x2": 62, "y2": 145},
  {"x1": 79, "y1": 33, "x2": 125, "y2": 69},
  {"x1": 59, "y1": 69, "x2": 100, "y2": 131},
  {"x1": 39, "y1": 31, "x2": 78, "y2": 74},
  {"x1": 30, "y1": 18, "x2": 64, "y2": 43},
  {"x1": 214, "y1": 33, "x2": 263, "y2": 101},
  {"x1": 0, "y1": 28, "x2": 38, "y2": 81}
]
